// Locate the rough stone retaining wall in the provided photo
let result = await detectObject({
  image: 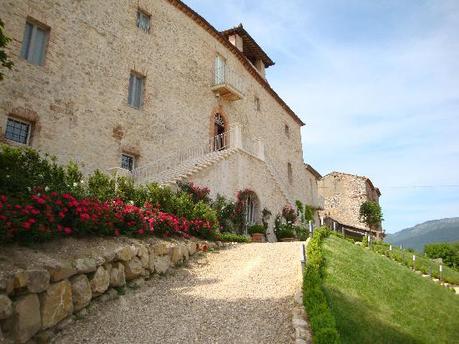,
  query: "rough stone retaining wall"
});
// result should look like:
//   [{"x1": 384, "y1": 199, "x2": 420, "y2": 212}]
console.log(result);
[{"x1": 0, "y1": 238, "x2": 224, "y2": 343}]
